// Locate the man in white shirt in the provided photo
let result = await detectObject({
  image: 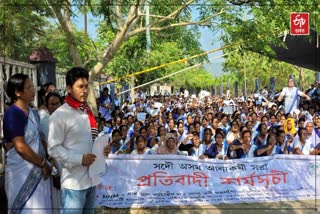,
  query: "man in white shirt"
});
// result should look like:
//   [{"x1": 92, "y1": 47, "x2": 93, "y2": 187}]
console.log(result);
[{"x1": 48, "y1": 67, "x2": 98, "y2": 214}]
